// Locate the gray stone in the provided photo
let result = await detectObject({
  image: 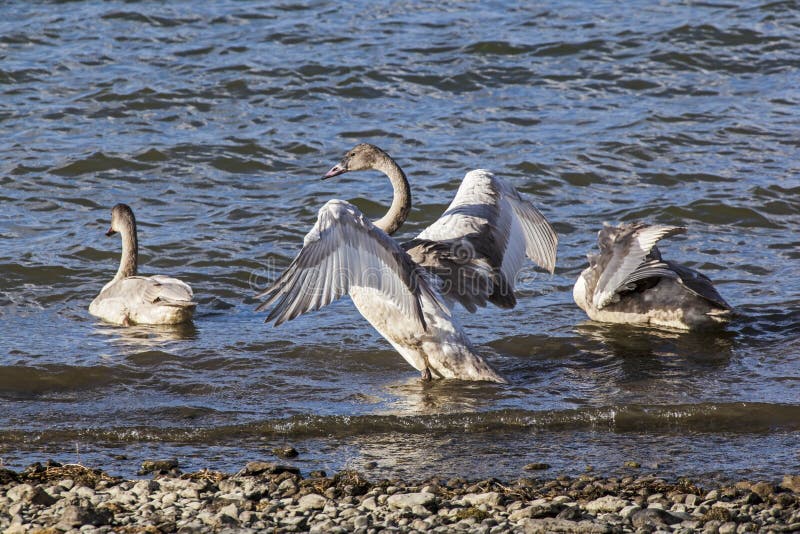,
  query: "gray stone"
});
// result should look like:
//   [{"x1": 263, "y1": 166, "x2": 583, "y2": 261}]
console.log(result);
[
  {"x1": 584, "y1": 496, "x2": 628, "y2": 514},
  {"x1": 719, "y1": 521, "x2": 738, "y2": 534},
  {"x1": 243, "y1": 461, "x2": 300, "y2": 476},
  {"x1": 353, "y1": 515, "x2": 369, "y2": 529},
  {"x1": 6, "y1": 484, "x2": 34, "y2": 502},
  {"x1": 630, "y1": 507, "x2": 682, "y2": 528},
  {"x1": 387, "y1": 492, "x2": 436, "y2": 509},
  {"x1": 461, "y1": 492, "x2": 501, "y2": 507},
  {"x1": 520, "y1": 518, "x2": 611, "y2": 533},
  {"x1": 297, "y1": 493, "x2": 326, "y2": 511}
]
